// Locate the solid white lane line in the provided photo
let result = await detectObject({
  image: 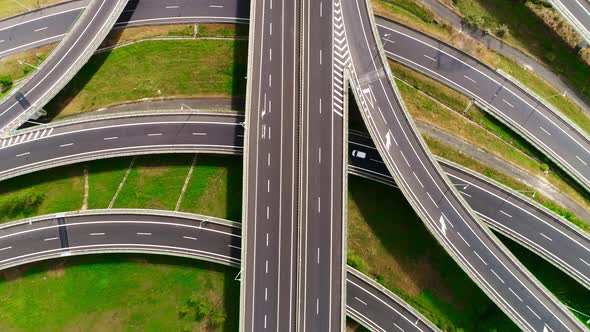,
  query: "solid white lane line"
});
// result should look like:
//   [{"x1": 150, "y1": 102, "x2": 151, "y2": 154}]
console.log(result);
[
  {"x1": 192, "y1": 132, "x2": 207, "y2": 136},
  {"x1": 457, "y1": 232, "x2": 470, "y2": 247},
  {"x1": 182, "y1": 236, "x2": 197, "y2": 240},
  {"x1": 490, "y1": 269, "x2": 505, "y2": 284},
  {"x1": 228, "y1": 244, "x2": 241, "y2": 250},
  {"x1": 412, "y1": 171, "x2": 424, "y2": 188},
  {"x1": 147, "y1": 133, "x2": 163, "y2": 136},
  {"x1": 502, "y1": 99, "x2": 514, "y2": 108},
  {"x1": 43, "y1": 237, "x2": 58, "y2": 241},
  {"x1": 459, "y1": 190, "x2": 471, "y2": 197},
  {"x1": 90, "y1": 232, "x2": 105, "y2": 236},
  {"x1": 463, "y1": 75, "x2": 476, "y2": 84},
  {"x1": 539, "y1": 232, "x2": 553, "y2": 242},
  {"x1": 354, "y1": 297, "x2": 367, "y2": 305},
  {"x1": 473, "y1": 250, "x2": 488, "y2": 266},
  {"x1": 15, "y1": 152, "x2": 30, "y2": 157},
  {"x1": 499, "y1": 210, "x2": 512, "y2": 218},
  {"x1": 136, "y1": 232, "x2": 151, "y2": 236},
  {"x1": 103, "y1": 136, "x2": 118, "y2": 140},
  {"x1": 423, "y1": 54, "x2": 436, "y2": 62},
  {"x1": 59, "y1": 143, "x2": 74, "y2": 148},
  {"x1": 576, "y1": 155, "x2": 588, "y2": 166},
  {"x1": 0, "y1": 246, "x2": 12, "y2": 251},
  {"x1": 426, "y1": 192, "x2": 438, "y2": 208},
  {"x1": 509, "y1": 287, "x2": 523, "y2": 302},
  {"x1": 539, "y1": 126, "x2": 551, "y2": 136},
  {"x1": 399, "y1": 150, "x2": 411, "y2": 167},
  {"x1": 527, "y1": 305, "x2": 541, "y2": 320},
  {"x1": 34, "y1": 27, "x2": 48, "y2": 32}
]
